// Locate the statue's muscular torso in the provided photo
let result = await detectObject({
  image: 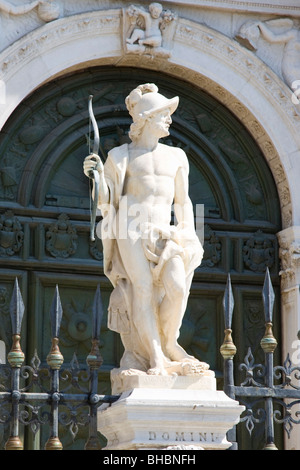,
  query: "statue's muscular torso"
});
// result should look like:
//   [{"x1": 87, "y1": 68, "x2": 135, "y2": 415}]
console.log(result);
[{"x1": 124, "y1": 143, "x2": 187, "y2": 227}]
